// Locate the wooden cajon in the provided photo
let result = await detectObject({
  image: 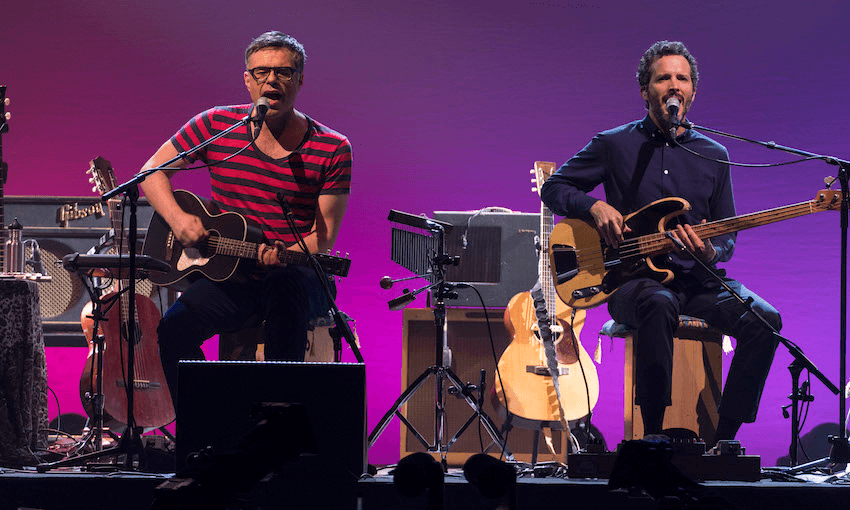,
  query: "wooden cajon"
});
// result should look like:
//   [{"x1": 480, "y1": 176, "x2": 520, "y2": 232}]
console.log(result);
[{"x1": 603, "y1": 317, "x2": 723, "y2": 442}]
